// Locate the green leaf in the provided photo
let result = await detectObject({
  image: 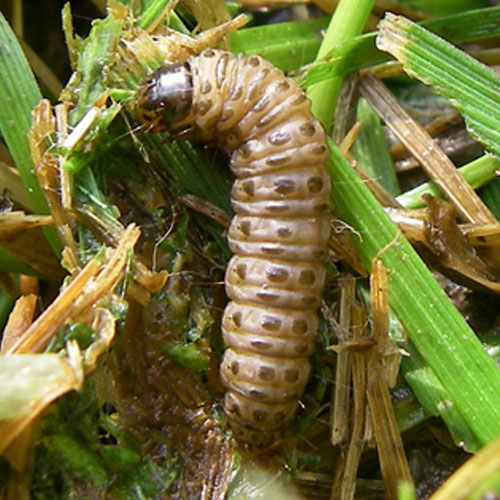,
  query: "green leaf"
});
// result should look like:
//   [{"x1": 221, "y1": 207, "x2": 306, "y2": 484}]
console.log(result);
[
  {"x1": 396, "y1": 154, "x2": 500, "y2": 209},
  {"x1": 45, "y1": 434, "x2": 108, "y2": 488},
  {"x1": 229, "y1": 17, "x2": 329, "y2": 72},
  {"x1": 162, "y1": 341, "x2": 210, "y2": 372},
  {"x1": 137, "y1": 0, "x2": 189, "y2": 33},
  {"x1": 0, "y1": 11, "x2": 60, "y2": 253},
  {"x1": 353, "y1": 98, "x2": 399, "y2": 196},
  {"x1": 66, "y1": 16, "x2": 124, "y2": 124},
  {"x1": 327, "y1": 141, "x2": 500, "y2": 450},
  {"x1": 304, "y1": 7, "x2": 500, "y2": 88},
  {"x1": 0, "y1": 245, "x2": 39, "y2": 276},
  {"x1": 307, "y1": 0, "x2": 376, "y2": 132},
  {"x1": 376, "y1": 13, "x2": 500, "y2": 160},
  {"x1": 144, "y1": 135, "x2": 231, "y2": 212},
  {"x1": 399, "y1": 0, "x2": 488, "y2": 17},
  {"x1": 479, "y1": 178, "x2": 500, "y2": 220}
]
